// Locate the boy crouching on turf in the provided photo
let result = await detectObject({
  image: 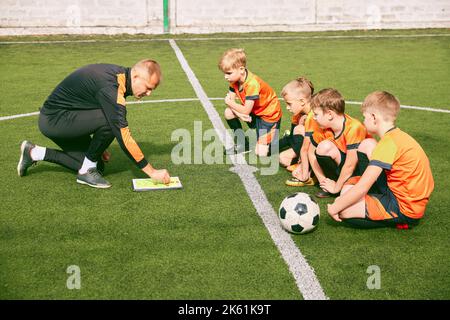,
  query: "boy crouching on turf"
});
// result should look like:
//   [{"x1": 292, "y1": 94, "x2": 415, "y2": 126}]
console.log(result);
[
  {"x1": 279, "y1": 77, "x2": 321, "y2": 188},
  {"x1": 327, "y1": 91, "x2": 434, "y2": 228},
  {"x1": 278, "y1": 77, "x2": 314, "y2": 172},
  {"x1": 306, "y1": 88, "x2": 368, "y2": 198},
  {"x1": 218, "y1": 48, "x2": 282, "y2": 156}
]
